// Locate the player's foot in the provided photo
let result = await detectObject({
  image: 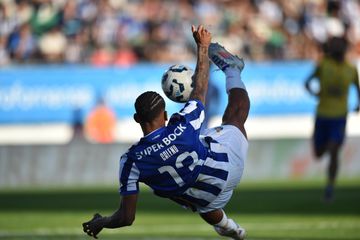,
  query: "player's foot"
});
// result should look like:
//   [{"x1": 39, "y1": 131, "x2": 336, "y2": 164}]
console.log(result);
[
  {"x1": 208, "y1": 43, "x2": 244, "y2": 72},
  {"x1": 324, "y1": 185, "x2": 334, "y2": 202},
  {"x1": 214, "y1": 220, "x2": 246, "y2": 240}
]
